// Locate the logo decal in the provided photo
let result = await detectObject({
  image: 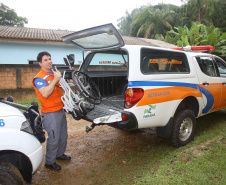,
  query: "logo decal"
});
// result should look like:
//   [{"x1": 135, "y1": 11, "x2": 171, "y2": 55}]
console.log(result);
[
  {"x1": 143, "y1": 105, "x2": 156, "y2": 119},
  {"x1": 37, "y1": 82, "x2": 43, "y2": 86},
  {"x1": 48, "y1": 80, "x2": 52, "y2": 85},
  {"x1": 0, "y1": 119, "x2": 5, "y2": 127}
]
